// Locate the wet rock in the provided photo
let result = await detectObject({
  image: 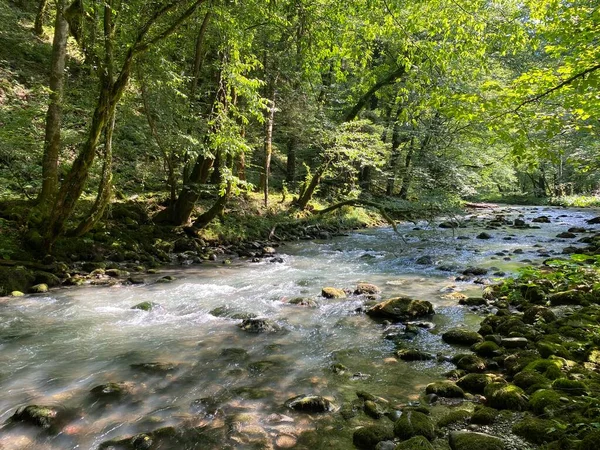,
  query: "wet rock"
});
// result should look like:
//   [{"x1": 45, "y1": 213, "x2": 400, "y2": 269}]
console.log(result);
[
  {"x1": 105, "y1": 268, "x2": 129, "y2": 278},
  {"x1": 366, "y1": 297, "x2": 434, "y2": 321},
  {"x1": 396, "y1": 349, "x2": 435, "y2": 361},
  {"x1": 513, "y1": 218, "x2": 527, "y2": 227},
  {"x1": 287, "y1": 297, "x2": 319, "y2": 307},
  {"x1": 364, "y1": 399, "x2": 387, "y2": 419},
  {"x1": 90, "y1": 382, "x2": 132, "y2": 400},
  {"x1": 449, "y1": 431, "x2": 504, "y2": 450},
  {"x1": 462, "y1": 267, "x2": 488, "y2": 276},
  {"x1": 321, "y1": 287, "x2": 347, "y2": 299},
  {"x1": 416, "y1": 256, "x2": 434, "y2": 265},
  {"x1": 501, "y1": 337, "x2": 528, "y2": 349},
  {"x1": 10, "y1": 290, "x2": 25, "y2": 296},
  {"x1": 354, "y1": 283, "x2": 381, "y2": 295},
  {"x1": 33, "y1": 271, "x2": 61, "y2": 287},
  {"x1": 284, "y1": 394, "x2": 336, "y2": 413},
  {"x1": 556, "y1": 231, "x2": 576, "y2": 239},
  {"x1": 439, "y1": 221, "x2": 459, "y2": 229},
  {"x1": 394, "y1": 410, "x2": 435, "y2": 441},
  {"x1": 442, "y1": 329, "x2": 483, "y2": 346},
  {"x1": 470, "y1": 406, "x2": 498, "y2": 425},
  {"x1": 532, "y1": 216, "x2": 551, "y2": 223},
  {"x1": 452, "y1": 354, "x2": 486, "y2": 372},
  {"x1": 568, "y1": 227, "x2": 586, "y2": 233},
  {"x1": 437, "y1": 409, "x2": 470, "y2": 427},
  {"x1": 587, "y1": 216, "x2": 600, "y2": 224},
  {"x1": 156, "y1": 275, "x2": 176, "y2": 283},
  {"x1": 425, "y1": 381, "x2": 464, "y2": 398},
  {"x1": 476, "y1": 232, "x2": 492, "y2": 239},
  {"x1": 457, "y1": 373, "x2": 504, "y2": 394},
  {"x1": 130, "y1": 362, "x2": 179, "y2": 374},
  {"x1": 471, "y1": 340, "x2": 502, "y2": 357},
  {"x1": 548, "y1": 289, "x2": 587, "y2": 305},
  {"x1": 483, "y1": 383, "x2": 528, "y2": 410},
  {"x1": 353, "y1": 425, "x2": 395, "y2": 450},
  {"x1": 552, "y1": 377, "x2": 587, "y2": 396},
  {"x1": 29, "y1": 283, "x2": 48, "y2": 293},
  {"x1": 395, "y1": 435, "x2": 434, "y2": 449},
  {"x1": 238, "y1": 318, "x2": 285, "y2": 334},
  {"x1": 10, "y1": 405, "x2": 67, "y2": 432},
  {"x1": 131, "y1": 301, "x2": 160, "y2": 311},
  {"x1": 512, "y1": 417, "x2": 558, "y2": 445},
  {"x1": 458, "y1": 297, "x2": 487, "y2": 306}
]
